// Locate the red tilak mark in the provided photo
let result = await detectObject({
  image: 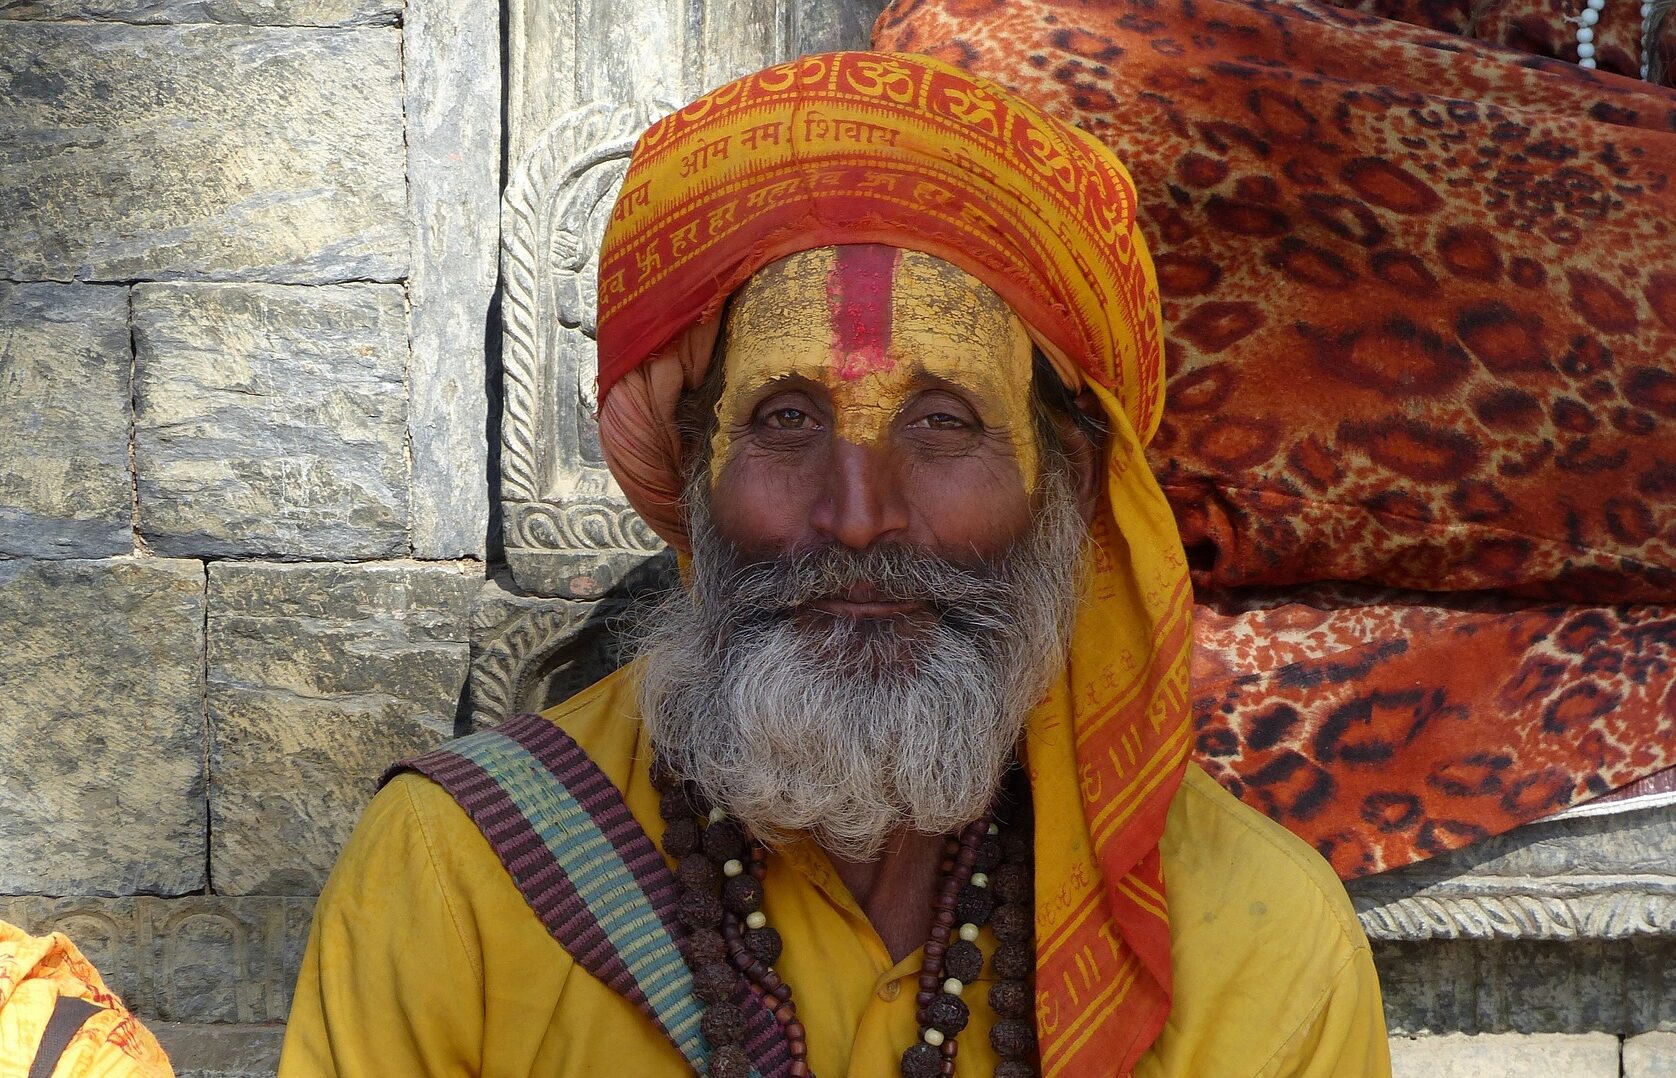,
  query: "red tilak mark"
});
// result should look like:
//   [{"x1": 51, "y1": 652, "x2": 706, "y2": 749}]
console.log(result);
[{"x1": 827, "y1": 245, "x2": 900, "y2": 381}]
